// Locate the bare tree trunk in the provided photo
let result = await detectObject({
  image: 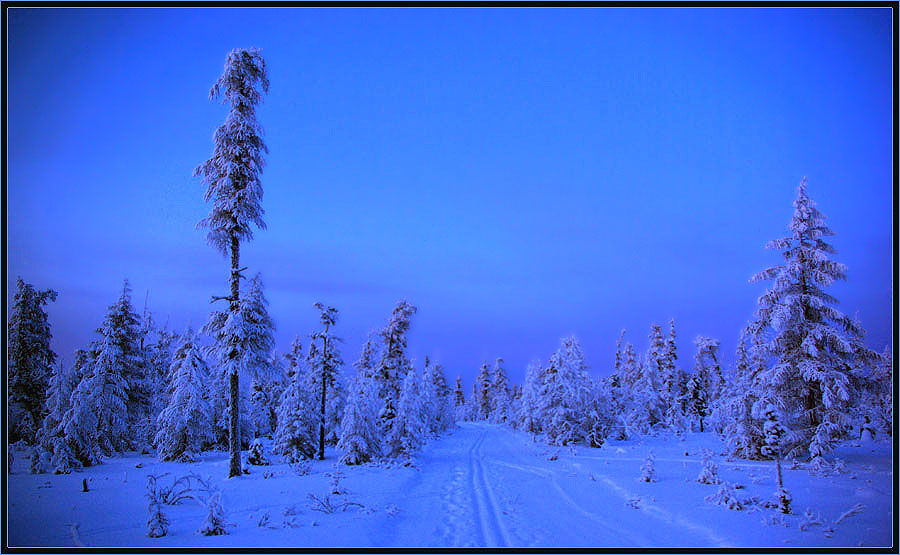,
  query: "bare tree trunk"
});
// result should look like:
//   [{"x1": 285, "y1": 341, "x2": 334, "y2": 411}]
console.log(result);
[
  {"x1": 775, "y1": 451, "x2": 784, "y2": 490},
  {"x1": 228, "y1": 235, "x2": 242, "y2": 478}
]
